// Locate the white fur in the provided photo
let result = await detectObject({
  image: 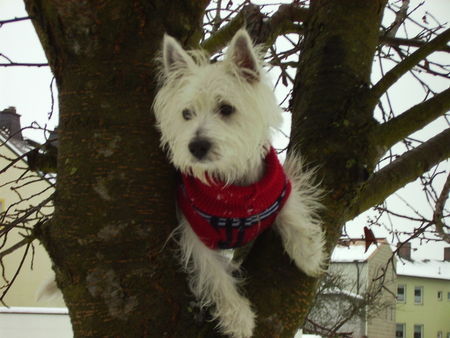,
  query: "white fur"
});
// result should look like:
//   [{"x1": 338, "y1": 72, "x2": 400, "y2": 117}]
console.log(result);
[
  {"x1": 277, "y1": 154, "x2": 326, "y2": 277},
  {"x1": 154, "y1": 29, "x2": 326, "y2": 338},
  {"x1": 154, "y1": 32, "x2": 281, "y2": 185},
  {"x1": 178, "y1": 218, "x2": 255, "y2": 337}
]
